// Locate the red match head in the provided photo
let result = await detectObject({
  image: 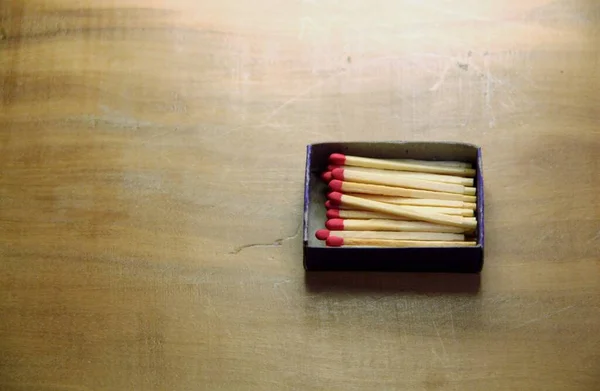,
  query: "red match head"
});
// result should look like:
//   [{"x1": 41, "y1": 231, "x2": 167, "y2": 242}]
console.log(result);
[
  {"x1": 331, "y1": 168, "x2": 345, "y2": 180},
  {"x1": 321, "y1": 171, "x2": 332, "y2": 182},
  {"x1": 327, "y1": 164, "x2": 341, "y2": 171},
  {"x1": 315, "y1": 229, "x2": 331, "y2": 240},
  {"x1": 326, "y1": 209, "x2": 340, "y2": 219},
  {"x1": 329, "y1": 153, "x2": 346, "y2": 165},
  {"x1": 325, "y1": 218, "x2": 344, "y2": 230},
  {"x1": 328, "y1": 180, "x2": 343, "y2": 192},
  {"x1": 326, "y1": 236, "x2": 345, "y2": 247},
  {"x1": 328, "y1": 191, "x2": 343, "y2": 203},
  {"x1": 325, "y1": 200, "x2": 340, "y2": 209}
]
